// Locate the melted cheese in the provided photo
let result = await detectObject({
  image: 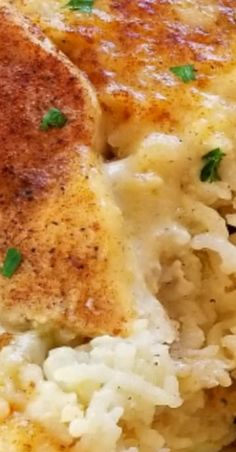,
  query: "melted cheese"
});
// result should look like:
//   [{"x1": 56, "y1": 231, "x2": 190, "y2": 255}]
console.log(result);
[
  {"x1": 11, "y1": 0, "x2": 236, "y2": 154},
  {"x1": 0, "y1": 1, "x2": 236, "y2": 451}
]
